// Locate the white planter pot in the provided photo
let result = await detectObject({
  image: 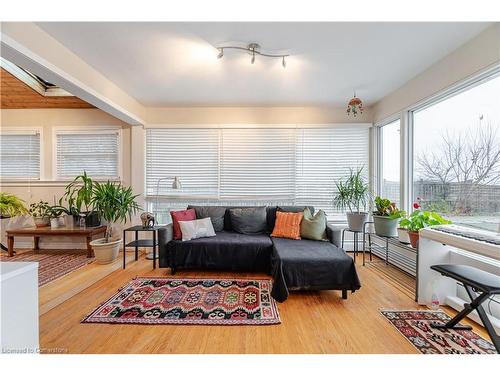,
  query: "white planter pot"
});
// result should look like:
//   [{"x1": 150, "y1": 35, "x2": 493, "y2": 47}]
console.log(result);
[
  {"x1": 64, "y1": 215, "x2": 75, "y2": 228},
  {"x1": 373, "y1": 215, "x2": 399, "y2": 237},
  {"x1": 397, "y1": 227, "x2": 410, "y2": 244},
  {"x1": 346, "y1": 212, "x2": 368, "y2": 232},
  {"x1": 50, "y1": 217, "x2": 64, "y2": 228},
  {"x1": 90, "y1": 237, "x2": 122, "y2": 264}
]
